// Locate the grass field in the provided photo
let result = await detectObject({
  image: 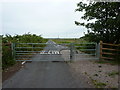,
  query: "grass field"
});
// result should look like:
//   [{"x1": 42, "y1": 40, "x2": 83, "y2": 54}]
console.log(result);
[{"x1": 51, "y1": 38, "x2": 81, "y2": 44}]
